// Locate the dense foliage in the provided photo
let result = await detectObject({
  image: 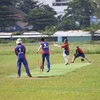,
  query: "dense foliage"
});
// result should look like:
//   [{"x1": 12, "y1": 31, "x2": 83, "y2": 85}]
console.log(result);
[
  {"x1": 0, "y1": 0, "x2": 100, "y2": 33},
  {"x1": 0, "y1": 0, "x2": 17, "y2": 31},
  {"x1": 57, "y1": 0, "x2": 96, "y2": 30},
  {"x1": 16, "y1": 0, "x2": 39, "y2": 14},
  {"x1": 25, "y1": 5, "x2": 57, "y2": 31}
]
